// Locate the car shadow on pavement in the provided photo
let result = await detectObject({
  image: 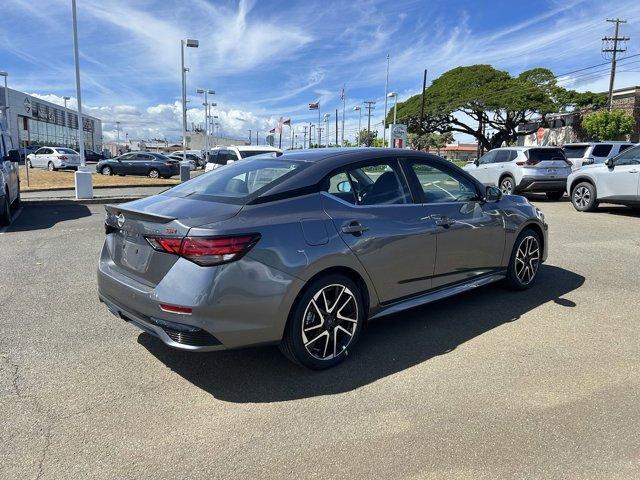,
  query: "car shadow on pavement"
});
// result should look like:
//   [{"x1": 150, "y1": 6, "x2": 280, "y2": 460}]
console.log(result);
[
  {"x1": 7, "y1": 203, "x2": 92, "y2": 232},
  {"x1": 139, "y1": 264, "x2": 584, "y2": 403}
]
